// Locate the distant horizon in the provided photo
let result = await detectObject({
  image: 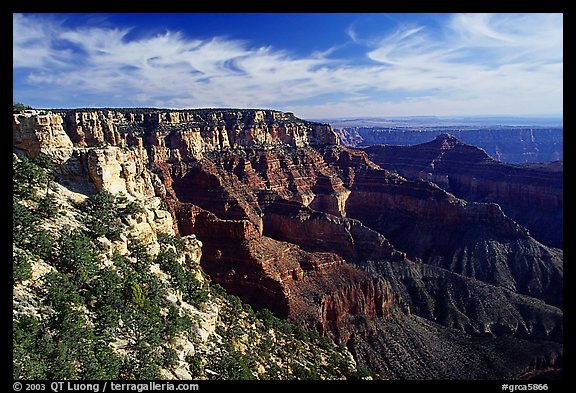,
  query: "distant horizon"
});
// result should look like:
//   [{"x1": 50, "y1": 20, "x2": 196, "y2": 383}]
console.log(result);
[
  {"x1": 310, "y1": 114, "x2": 564, "y2": 120},
  {"x1": 14, "y1": 13, "x2": 562, "y2": 118}
]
